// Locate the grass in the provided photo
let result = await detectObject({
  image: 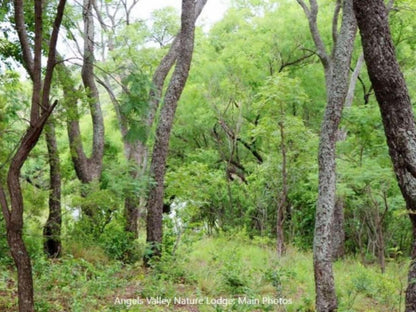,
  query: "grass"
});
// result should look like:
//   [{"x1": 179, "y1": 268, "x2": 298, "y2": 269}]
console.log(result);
[{"x1": 0, "y1": 233, "x2": 408, "y2": 311}]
